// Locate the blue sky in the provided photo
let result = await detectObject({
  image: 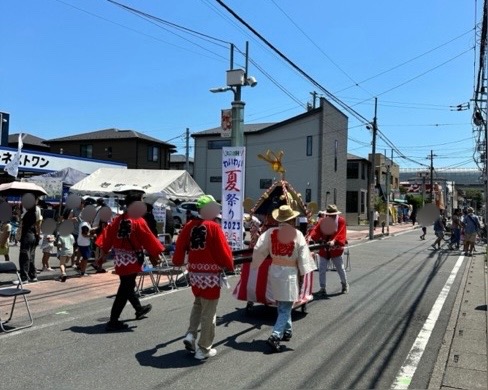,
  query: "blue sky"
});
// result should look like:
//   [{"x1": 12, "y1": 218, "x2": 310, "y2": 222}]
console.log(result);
[{"x1": 0, "y1": 0, "x2": 481, "y2": 171}]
